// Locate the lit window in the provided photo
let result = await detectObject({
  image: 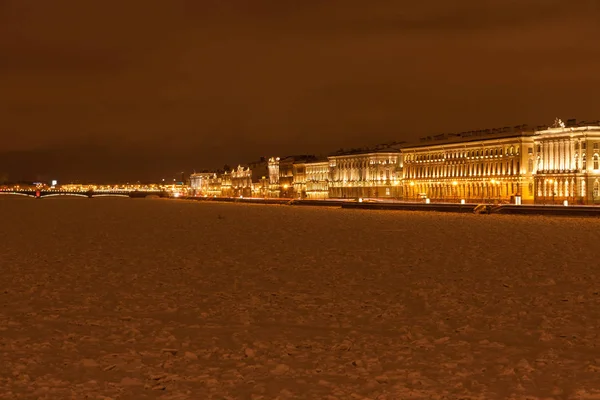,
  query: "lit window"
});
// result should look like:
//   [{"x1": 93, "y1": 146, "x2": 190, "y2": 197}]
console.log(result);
[{"x1": 594, "y1": 154, "x2": 599, "y2": 170}]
